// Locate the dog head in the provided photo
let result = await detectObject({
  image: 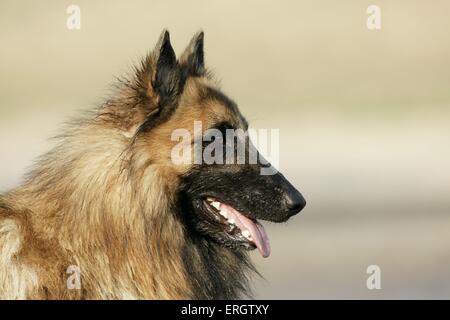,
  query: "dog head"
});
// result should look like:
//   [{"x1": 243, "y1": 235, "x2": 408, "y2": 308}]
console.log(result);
[{"x1": 126, "y1": 31, "x2": 306, "y2": 257}]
